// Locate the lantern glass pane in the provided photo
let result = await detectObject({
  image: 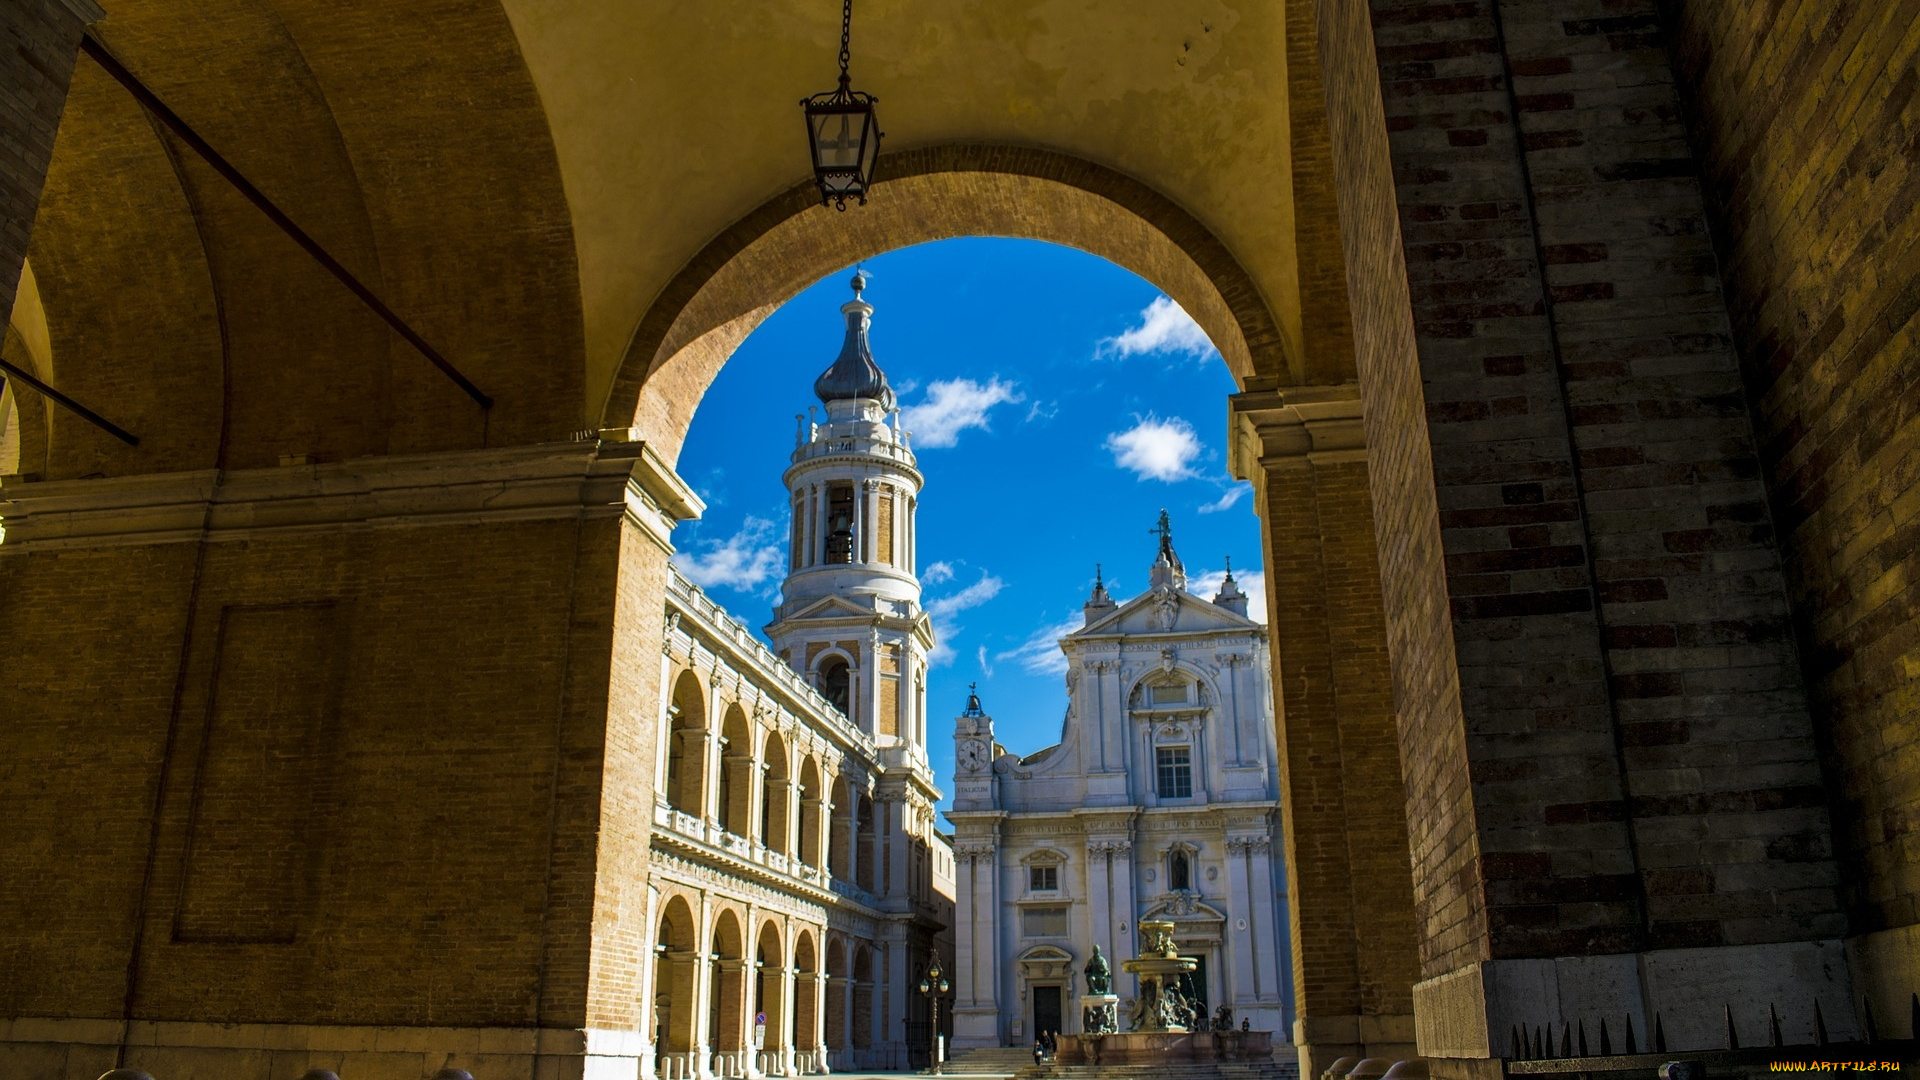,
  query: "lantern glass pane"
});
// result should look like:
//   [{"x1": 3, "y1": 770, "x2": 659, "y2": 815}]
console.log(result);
[
  {"x1": 812, "y1": 109, "x2": 867, "y2": 170},
  {"x1": 860, "y1": 118, "x2": 881, "y2": 177}
]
